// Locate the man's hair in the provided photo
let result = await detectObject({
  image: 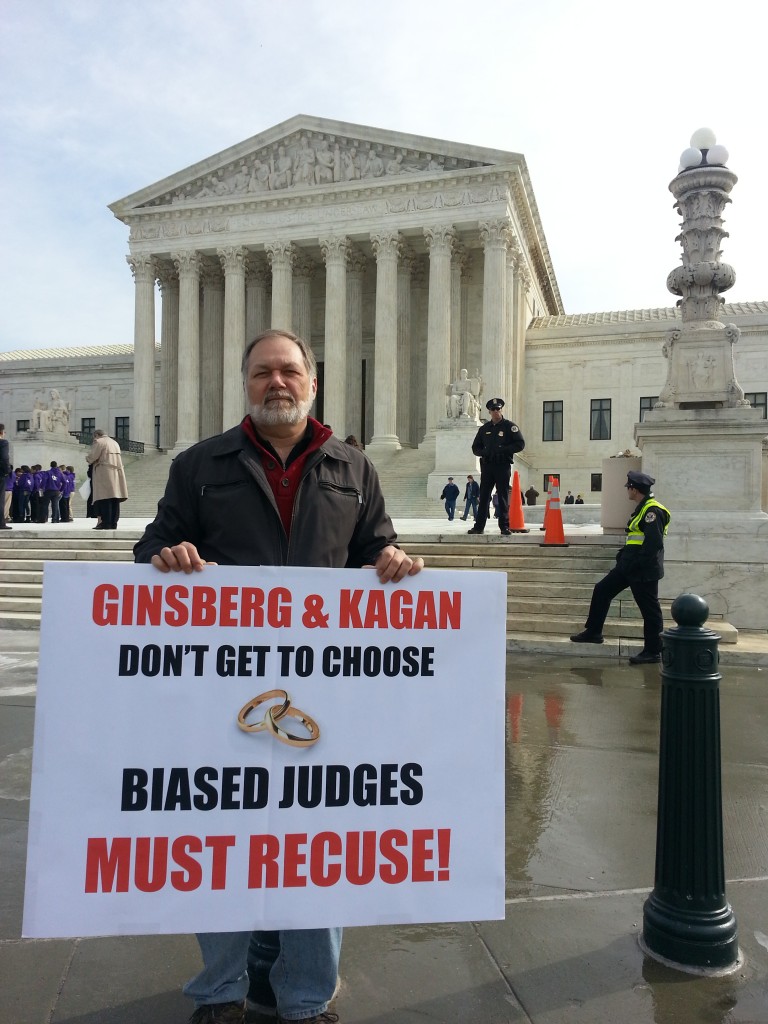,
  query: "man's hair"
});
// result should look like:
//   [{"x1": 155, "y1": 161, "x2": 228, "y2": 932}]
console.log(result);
[
  {"x1": 241, "y1": 329, "x2": 317, "y2": 380},
  {"x1": 93, "y1": 429, "x2": 105, "y2": 438},
  {"x1": 0, "y1": 424, "x2": 4, "y2": 432}
]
